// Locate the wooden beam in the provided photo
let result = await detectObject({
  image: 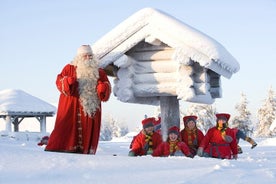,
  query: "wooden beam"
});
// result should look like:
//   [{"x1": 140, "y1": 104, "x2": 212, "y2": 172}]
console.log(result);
[
  {"x1": 133, "y1": 61, "x2": 177, "y2": 74},
  {"x1": 133, "y1": 83, "x2": 177, "y2": 97},
  {"x1": 130, "y1": 49, "x2": 174, "y2": 61},
  {"x1": 133, "y1": 73, "x2": 177, "y2": 84}
]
